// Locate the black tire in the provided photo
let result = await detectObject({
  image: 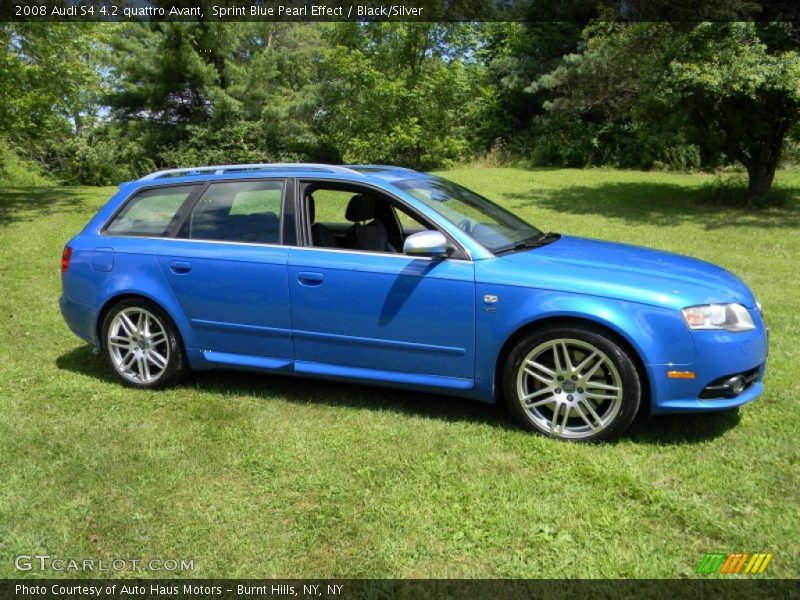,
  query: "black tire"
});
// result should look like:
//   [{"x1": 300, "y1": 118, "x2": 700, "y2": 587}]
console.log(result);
[
  {"x1": 503, "y1": 323, "x2": 642, "y2": 442},
  {"x1": 101, "y1": 298, "x2": 188, "y2": 389}
]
